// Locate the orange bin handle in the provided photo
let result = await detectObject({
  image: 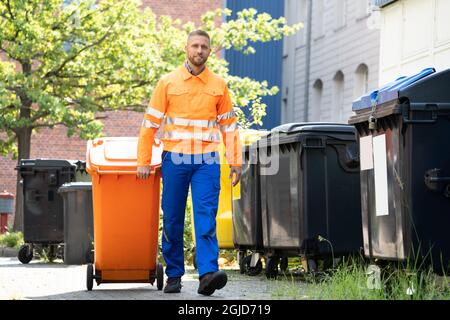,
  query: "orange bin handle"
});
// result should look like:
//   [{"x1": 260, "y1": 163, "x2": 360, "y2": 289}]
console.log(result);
[{"x1": 96, "y1": 169, "x2": 156, "y2": 175}]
